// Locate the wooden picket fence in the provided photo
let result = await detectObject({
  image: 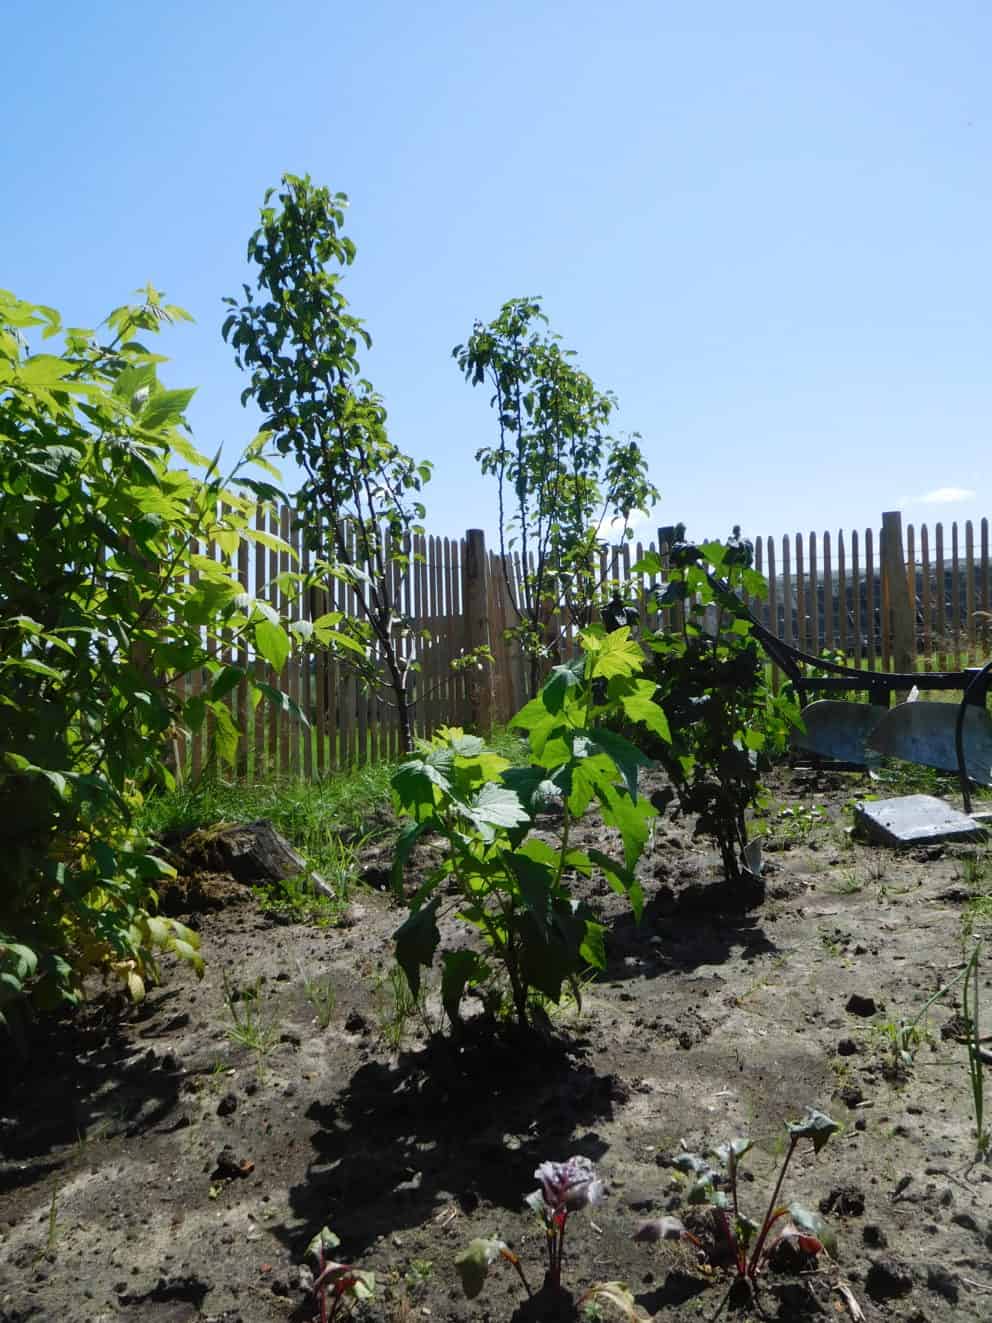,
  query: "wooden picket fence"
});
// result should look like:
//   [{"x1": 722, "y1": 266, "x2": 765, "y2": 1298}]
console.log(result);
[
  {"x1": 747, "y1": 511, "x2": 992, "y2": 688},
  {"x1": 173, "y1": 507, "x2": 991, "y2": 779}
]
